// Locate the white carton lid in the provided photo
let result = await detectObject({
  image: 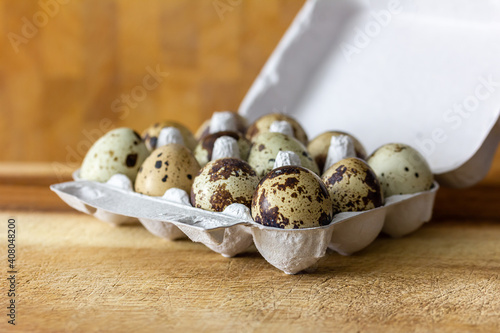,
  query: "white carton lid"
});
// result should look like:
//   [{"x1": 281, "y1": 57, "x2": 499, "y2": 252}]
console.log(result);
[{"x1": 240, "y1": 0, "x2": 500, "y2": 186}]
